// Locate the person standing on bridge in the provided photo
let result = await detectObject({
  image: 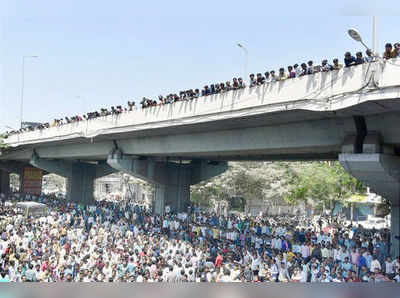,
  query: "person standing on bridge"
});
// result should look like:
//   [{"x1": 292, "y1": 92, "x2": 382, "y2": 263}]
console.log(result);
[
  {"x1": 277, "y1": 68, "x2": 288, "y2": 81},
  {"x1": 344, "y1": 52, "x2": 356, "y2": 67},
  {"x1": 332, "y1": 58, "x2": 343, "y2": 70}
]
